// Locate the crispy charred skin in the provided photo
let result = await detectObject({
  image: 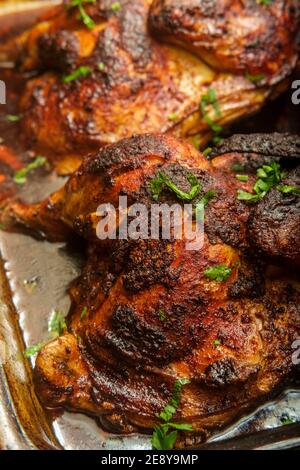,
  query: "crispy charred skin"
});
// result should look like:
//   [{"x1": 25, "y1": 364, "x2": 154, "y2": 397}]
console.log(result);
[
  {"x1": 1, "y1": 0, "x2": 298, "y2": 166},
  {"x1": 149, "y1": 0, "x2": 300, "y2": 84},
  {"x1": 2, "y1": 133, "x2": 299, "y2": 442}
]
